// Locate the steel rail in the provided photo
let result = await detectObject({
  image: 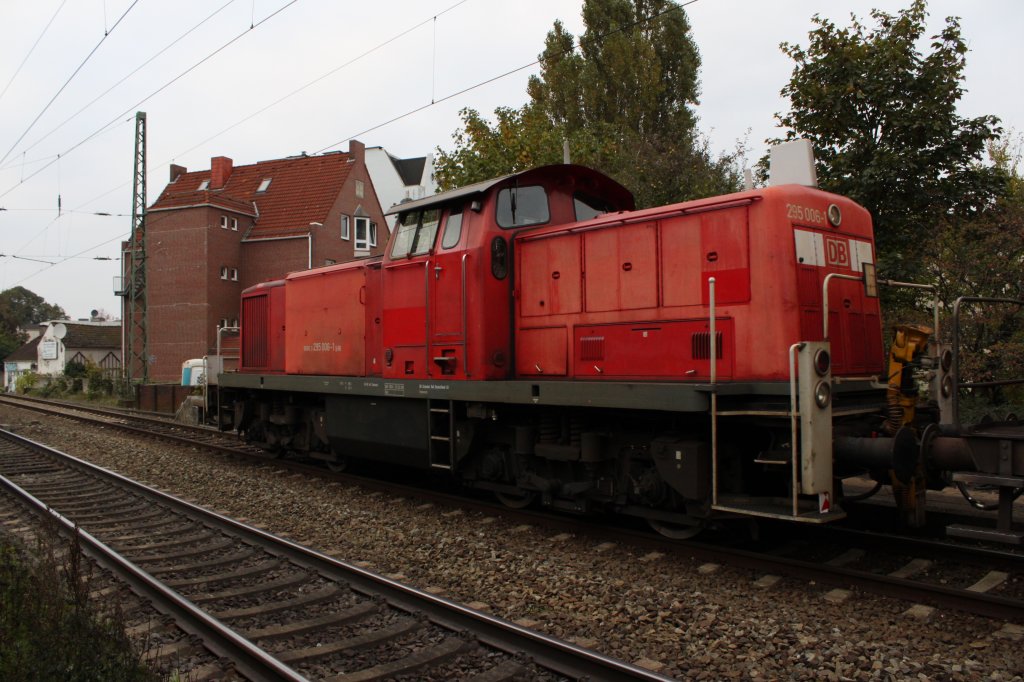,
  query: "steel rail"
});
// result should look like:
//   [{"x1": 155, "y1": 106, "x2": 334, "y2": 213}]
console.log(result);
[
  {"x1": 0, "y1": 394, "x2": 254, "y2": 458},
  {"x1": 0, "y1": 426, "x2": 675, "y2": 682},
  {"x1": 0, "y1": 451, "x2": 308, "y2": 682},
  {"x1": 3, "y1": 394, "x2": 1020, "y2": 623}
]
